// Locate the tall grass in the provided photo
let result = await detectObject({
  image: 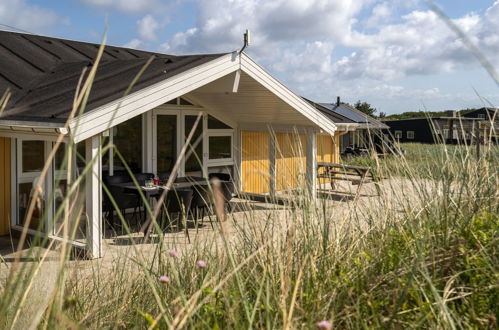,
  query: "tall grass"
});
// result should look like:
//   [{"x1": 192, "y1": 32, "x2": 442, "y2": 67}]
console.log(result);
[{"x1": 1, "y1": 138, "x2": 497, "y2": 328}]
